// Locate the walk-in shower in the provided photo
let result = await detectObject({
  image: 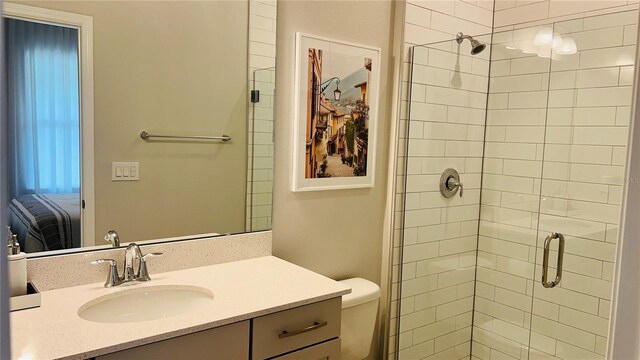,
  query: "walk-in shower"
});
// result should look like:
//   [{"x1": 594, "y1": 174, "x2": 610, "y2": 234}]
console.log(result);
[{"x1": 395, "y1": 8, "x2": 638, "y2": 360}]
